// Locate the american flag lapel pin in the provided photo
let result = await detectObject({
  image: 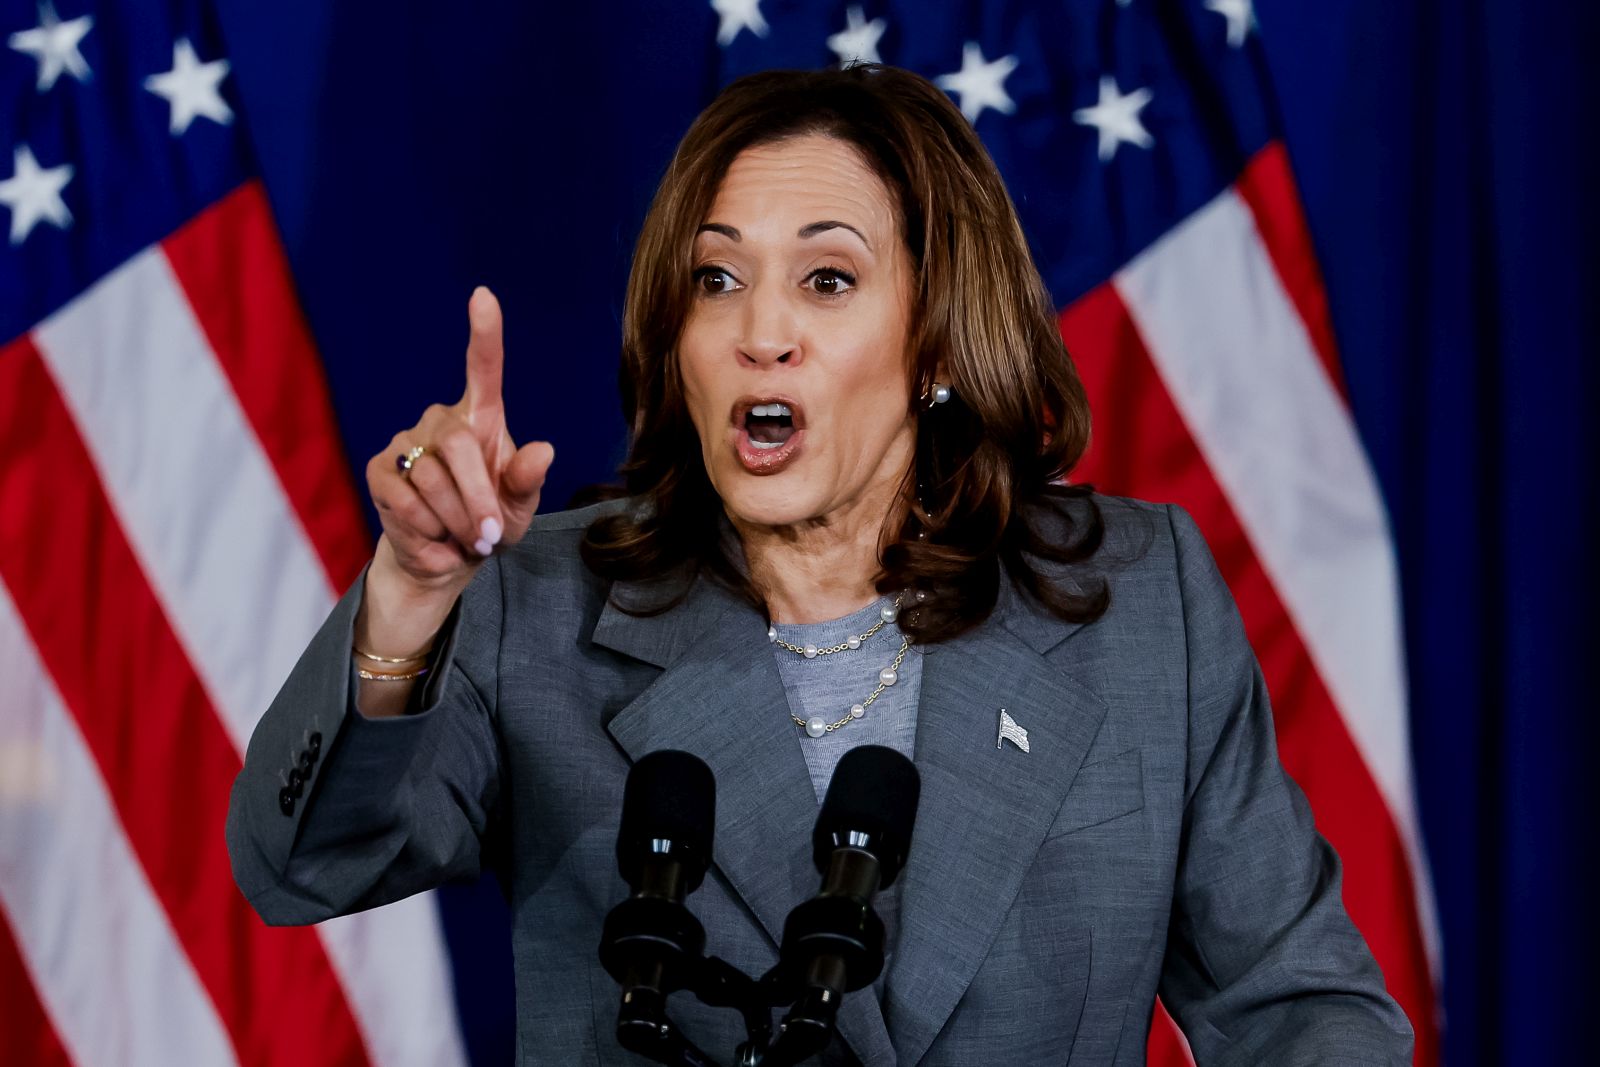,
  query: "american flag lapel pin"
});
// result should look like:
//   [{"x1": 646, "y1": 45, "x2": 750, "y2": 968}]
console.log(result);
[{"x1": 996, "y1": 709, "x2": 1030, "y2": 753}]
